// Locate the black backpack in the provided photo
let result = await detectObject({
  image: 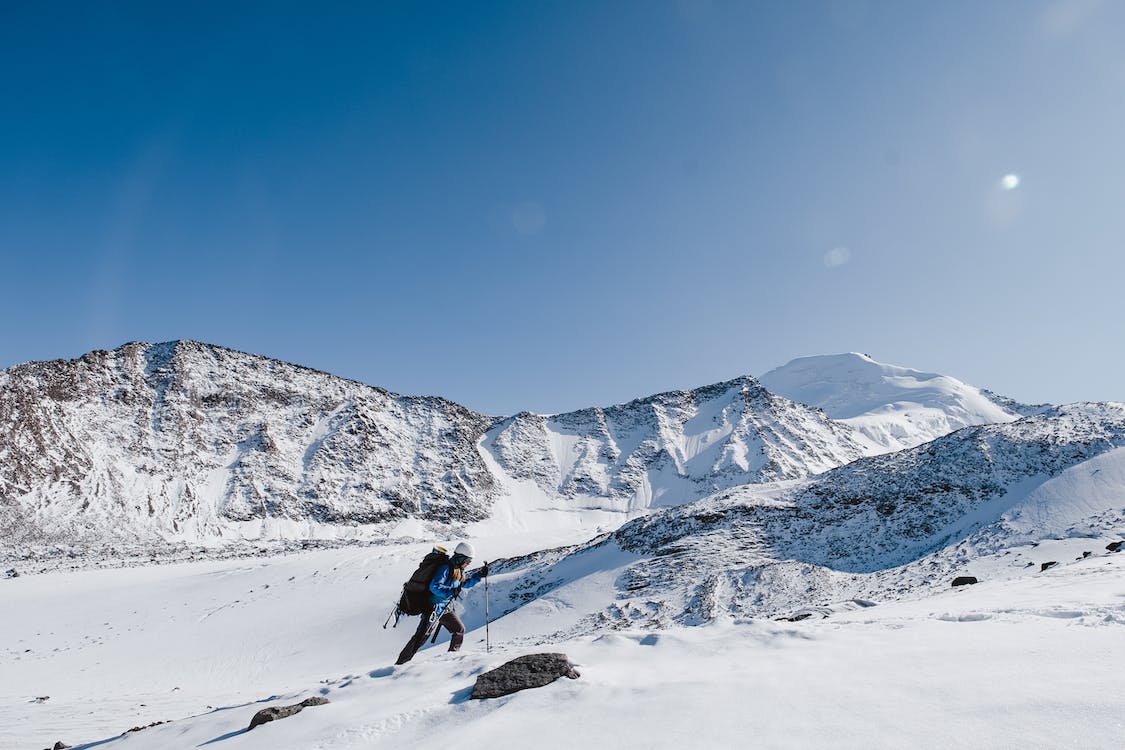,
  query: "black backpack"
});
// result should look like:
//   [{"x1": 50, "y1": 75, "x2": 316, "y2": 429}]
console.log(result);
[{"x1": 398, "y1": 547, "x2": 450, "y2": 616}]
